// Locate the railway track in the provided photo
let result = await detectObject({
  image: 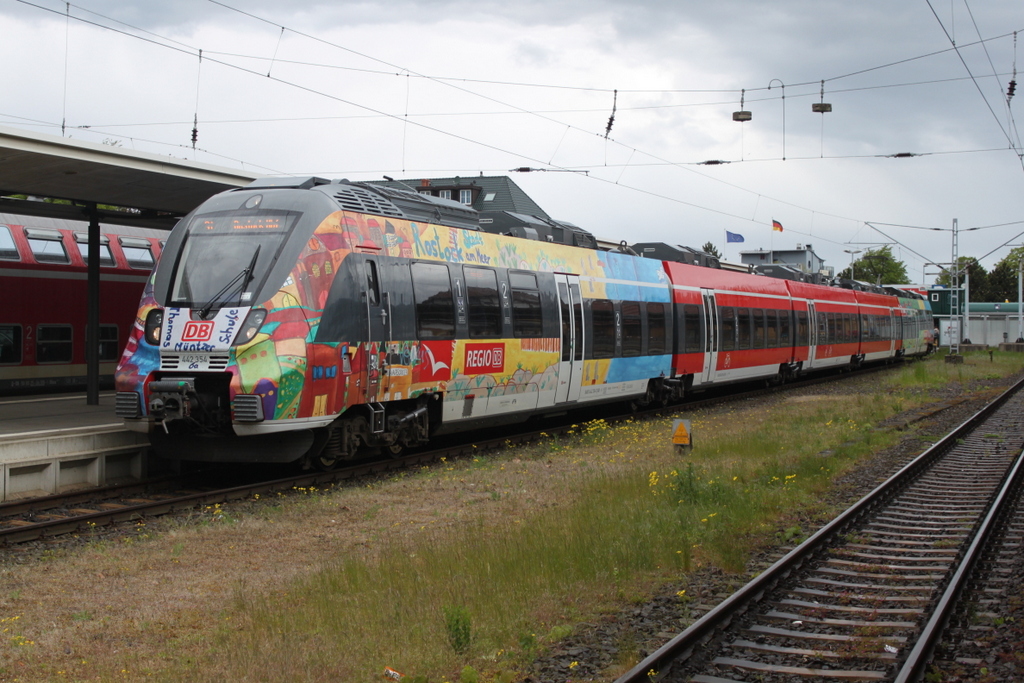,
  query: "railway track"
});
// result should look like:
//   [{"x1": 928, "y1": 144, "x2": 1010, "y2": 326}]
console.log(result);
[
  {"x1": 615, "y1": 374, "x2": 1024, "y2": 683},
  {"x1": 0, "y1": 361, "x2": 911, "y2": 547}
]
